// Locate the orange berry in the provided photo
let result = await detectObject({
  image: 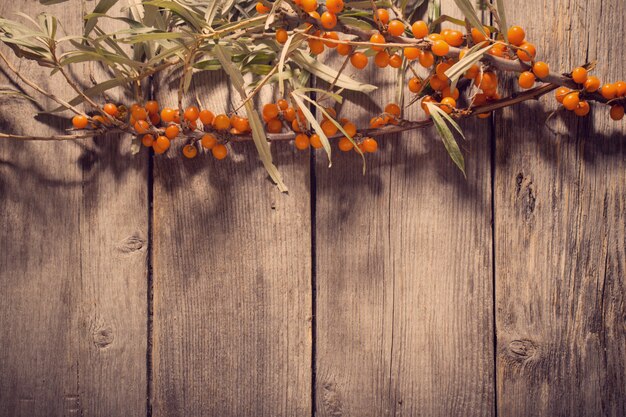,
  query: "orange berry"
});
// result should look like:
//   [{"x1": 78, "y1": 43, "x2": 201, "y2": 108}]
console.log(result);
[
  {"x1": 429, "y1": 76, "x2": 447, "y2": 91},
  {"x1": 338, "y1": 137, "x2": 353, "y2": 151},
  {"x1": 403, "y1": 47, "x2": 420, "y2": 61},
  {"x1": 471, "y1": 26, "x2": 490, "y2": 44},
  {"x1": 444, "y1": 30, "x2": 464, "y2": 47},
  {"x1": 184, "y1": 106, "x2": 199, "y2": 122},
  {"x1": 200, "y1": 133, "x2": 217, "y2": 149},
  {"x1": 309, "y1": 11, "x2": 320, "y2": 19},
  {"x1": 301, "y1": 0, "x2": 317, "y2": 12},
  {"x1": 615, "y1": 81, "x2": 626, "y2": 97},
  {"x1": 154, "y1": 136, "x2": 170, "y2": 153},
  {"x1": 574, "y1": 101, "x2": 590, "y2": 117},
  {"x1": 387, "y1": 54, "x2": 402, "y2": 68},
  {"x1": 276, "y1": 28, "x2": 288, "y2": 44},
  {"x1": 130, "y1": 103, "x2": 141, "y2": 114},
  {"x1": 323, "y1": 107, "x2": 337, "y2": 120},
  {"x1": 310, "y1": 133, "x2": 323, "y2": 148},
  {"x1": 562, "y1": 91, "x2": 580, "y2": 111},
  {"x1": 232, "y1": 116, "x2": 250, "y2": 132},
  {"x1": 507, "y1": 26, "x2": 525, "y2": 46},
  {"x1": 370, "y1": 116, "x2": 385, "y2": 128},
  {"x1": 164, "y1": 124, "x2": 179, "y2": 139},
  {"x1": 132, "y1": 107, "x2": 148, "y2": 121},
  {"x1": 411, "y1": 20, "x2": 429, "y2": 38},
  {"x1": 361, "y1": 137, "x2": 378, "y2": 153},
  {"x1": 440, "y1": 97, "x2": 456, "y2": 114},
  {"x1": 442, "y1": 86, "x2": 460, "y2": 100},
  {"x1": 336, "y1": 43, "x2": 351, "y2": 56},
  {"x1": 370, "y1": 32, "x2": 386, "y2": 51},
  {"x1": 464, "y1": 64, "x2": 480, "y2": 79},
  {"x1": 435, "y1": 62, "x2": 451, "y2": 80},
  {"x1": 294, "y1": 133, "x2": 310, "y2": 150},
  {"x1": 571, "y1": 67, "x2": 588, "y2": 84},
  {"x1": 72, "y1": 115, "x2": 89, "y2": 129},
  {"x1": 93, "y1": 115, "x2": 109, "y2": 126},
  {"x1": 374, "y1": 51, "x2": 390, "y2": 68},
  {"x1": 183, "y1": 144, "x2": 198, "y2": 159},
  {"x1": 320, "y1": 11, "x2": 337, "y2": 29},
  {"x1": 145, "y1": 100, "x2": 159, "y2": 115},
  {"x1": 421, "y1": 96, "x2": 435, "y2": 114},
  {"x1": 343, "y1": 122, "x2": 357, "y2": 138},
  {"x1": 610, "y1": 105, "x2": 624, "y2": 121},
  {"x1": 583, "y1": 76, "x2": 601, "y2": 92},
  {"x1": 385, "y1": 103, "x2": 401, "y2": 117},
  {"x1": 263, "y1": 103, "x2": 280, "y2": 120},
  {"x1": 266, "y1": 118, "x2": 283, "y2": 133},
  {"x1": 291, "y1": 119, "x2": 302, "y2": 132},
  {"x1": 103, "y1": 103, "x2": 119, "y2": 117},
  {"x1": 276, "y1": 99, "x2": 289, "y2": 110},
  {"x1": 489, "y1": 43, "x2": 507, "y2": 57},
  {"x1": 532, "y1": 61, "x2": 550, "y2": 78},
  {"x1": 212, "y1": 144, "x2": 228, "y2": 160},
  {"x1": 149, "y1": 112, "x2": 160, "y2": 126},
  {"x1": 326, "y1": 0, "x2": 344, "y2": 13},
  {"x1": 374, "y1": 9, "x2": 390, "y2": 25},
  {"x1": 518, "y1": 71, "x2": 536, "y2": 89},
  {"x1": 141, "y1": 134, "x2": 155, "y2": 147},
  {"x1": 600, "y1": 84, "x2": 617, "y2": 100},
  {"x1": 475, "y1": 72, "x2": 498, "y2": 90},
  {"x1": 199, "y1": 110, "x2": 214, "y2": 125},
  {"x1": 135, "y1": 120, "x2": 150, "y2": 134},
  {"x1": 516, "y1": 42, "x2": 536, "y2": 62},
  {"x1": 323, "y1": 31, "x2": 339, "y2": 48},
  {"x1": 387, "y1": 20, "x2": 405, "y2": 37},
  {"x1": 431, "y1": 40, "x2": 449, "y2": 56},
  {"x1": 350, "y1": 52, "x2": 368, "y2": 69},
  {"x1": 428, "y1": 33, "x2": 444, "y2": 42},
  {"x1": 283, "y1": 107, "x2": 297, "y2": 122},
  {"x1": 213, "y1": 114, "x2": 231, "y2": 130},
  {"x1": 418, "y1": 50, "x2": 434, "y2": 67},
  {"x1": 555, "y1": 87, "x2": 570, "y2": 103},
  {"x1": 160, "y1": 108, "x2": 176, "y2": 124},
  {"x1": 308, "y1": 38, "x2": 324, "y2": 54},
  {"x1": 321, "y1": 119, "x2": 338, "y2": 136},
  {"x1": 256, "y1": 2, "x2": 270, "y2": 13}
]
